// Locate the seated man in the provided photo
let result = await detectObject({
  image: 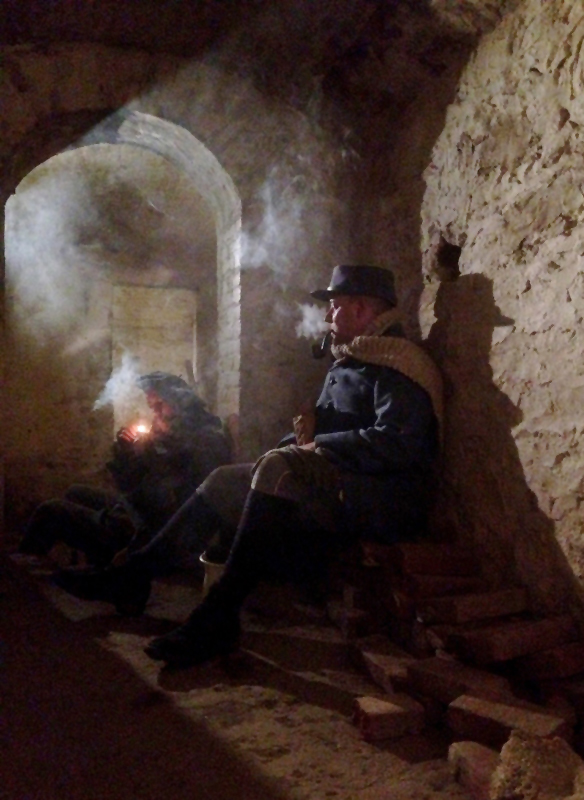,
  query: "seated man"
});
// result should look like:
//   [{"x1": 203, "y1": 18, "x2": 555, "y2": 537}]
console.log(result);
[
  {"x1": 57, "y1": 265, "x2": 442, "y2": 667},
  {"x1": 20, "y1": 372, "x2": 231, "y2": 566}
]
